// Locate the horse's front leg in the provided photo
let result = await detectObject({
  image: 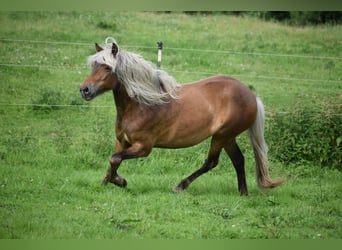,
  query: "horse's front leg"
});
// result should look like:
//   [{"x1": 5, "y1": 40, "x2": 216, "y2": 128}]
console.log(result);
[{"x1": 103, "y1": 141, "x2": 151, "y2": 188}]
